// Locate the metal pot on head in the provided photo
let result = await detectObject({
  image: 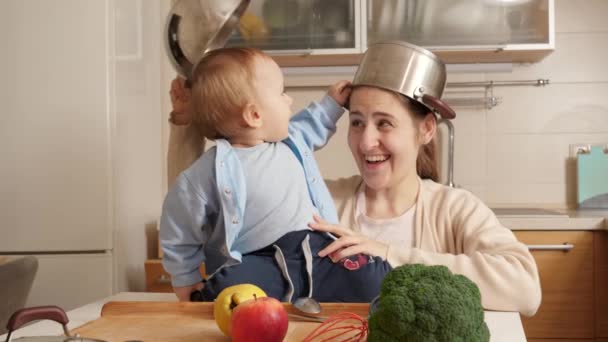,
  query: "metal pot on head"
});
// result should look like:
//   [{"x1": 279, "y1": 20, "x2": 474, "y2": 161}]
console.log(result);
[
  {"x1": 164, "y1": 0, "x2": 251, "y2": 80},
  {"x1": 352, "y1": 41, "x2": 456, "y2": 119}
]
